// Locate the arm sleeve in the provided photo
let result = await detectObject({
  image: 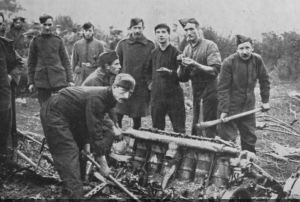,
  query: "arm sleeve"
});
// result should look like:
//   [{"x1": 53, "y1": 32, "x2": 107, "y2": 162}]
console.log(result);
[
  {"x1": 9, "y1": 51, "x2": 23, "y2": 85},
  {"x1": 85, "y1": 97, "x2": 110, "y2": 156},
  {"x1": 116, "y1": 41, "x2": 123, "y2": 67},
  {"x1": 257, "y1": 56, "x2": 271, "y2": 103},
  {"x1": 59, "y1": 40, "x2": 74, "y2": 83},
  {"x1": 27, "y1": 39, "x2": 37, "y2": 85},
  {"x1": 144, "y1": 51, "x2": 153, "y2": 87},
  {"x1": 71, "y1": 43, "x2": 79, "y2": 71},
  {"x1": 206, "y1": 43, "x2": 222, "y2": 76},
  {"x1": 177, "y1": 48, "x2": 190, "y2": 82},
  {"x1": 217, "y1": 59, "x2": 232, "y2": 113}
]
